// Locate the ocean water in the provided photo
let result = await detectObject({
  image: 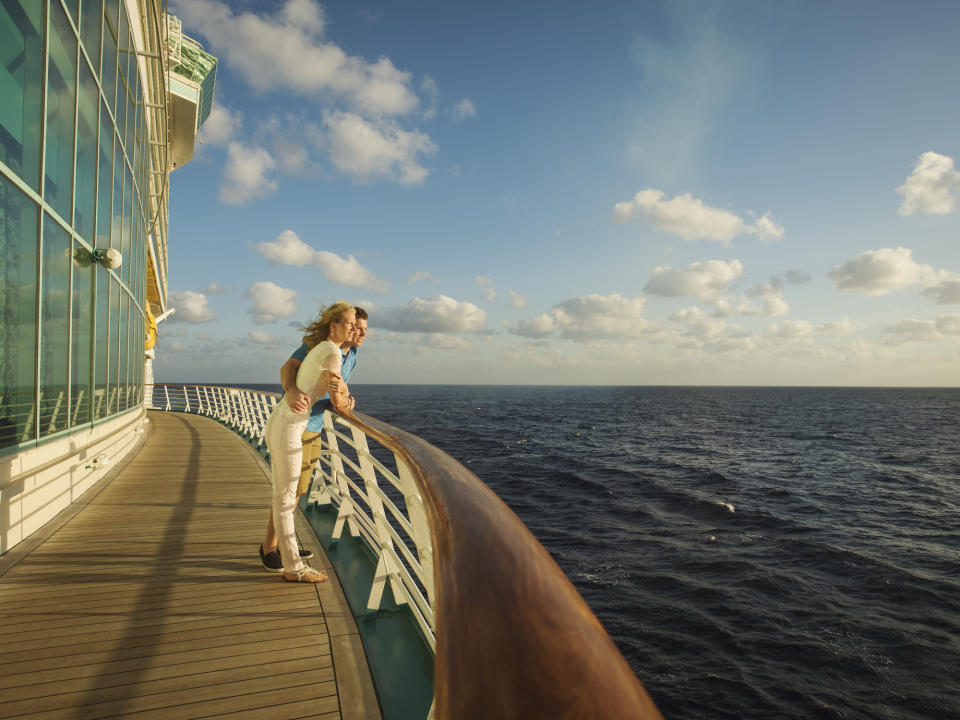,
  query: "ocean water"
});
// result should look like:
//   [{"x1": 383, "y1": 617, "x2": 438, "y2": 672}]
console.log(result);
[{"x1": 247, "y1": 384, "x2": 960, "y2": 719}]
